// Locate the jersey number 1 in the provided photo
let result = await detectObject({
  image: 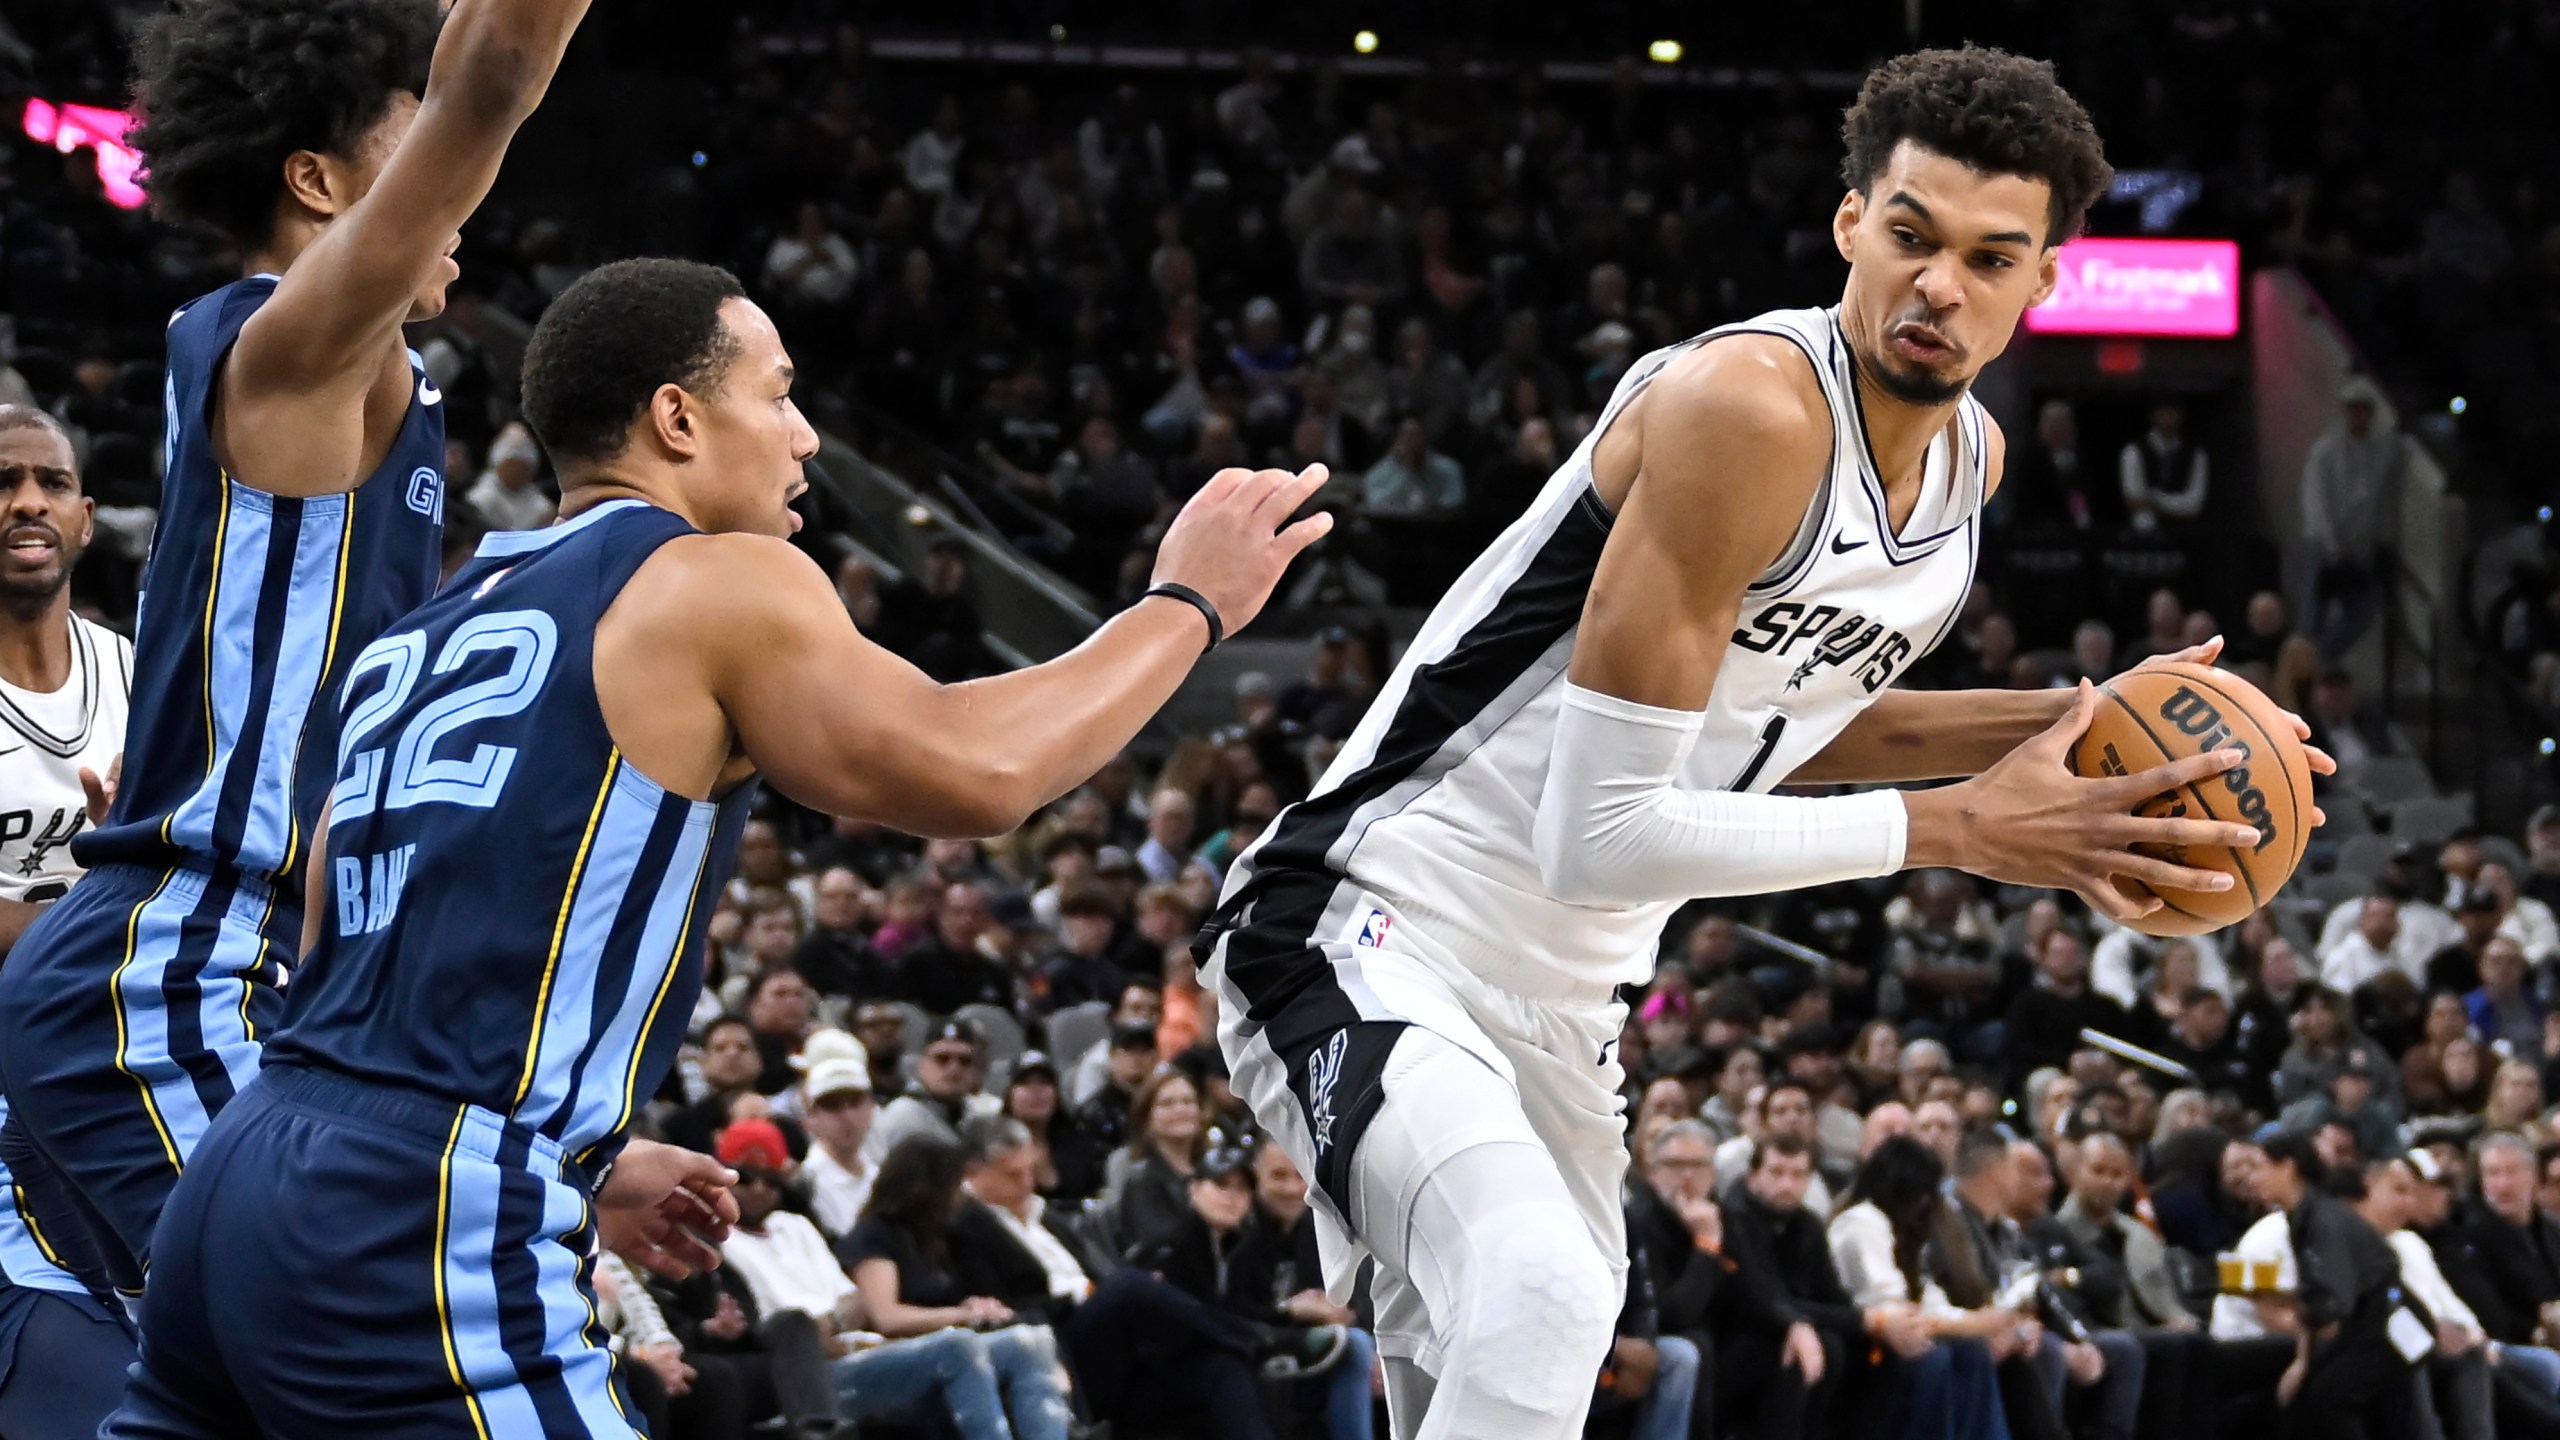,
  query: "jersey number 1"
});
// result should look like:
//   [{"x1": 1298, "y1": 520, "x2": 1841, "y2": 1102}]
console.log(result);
[
  {"x1": 1731, "y1": 712, "x2": 1787, "y2": 791},
  {"x1": 329, "y1": 610, "x2": 561, "y2": 828}
]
